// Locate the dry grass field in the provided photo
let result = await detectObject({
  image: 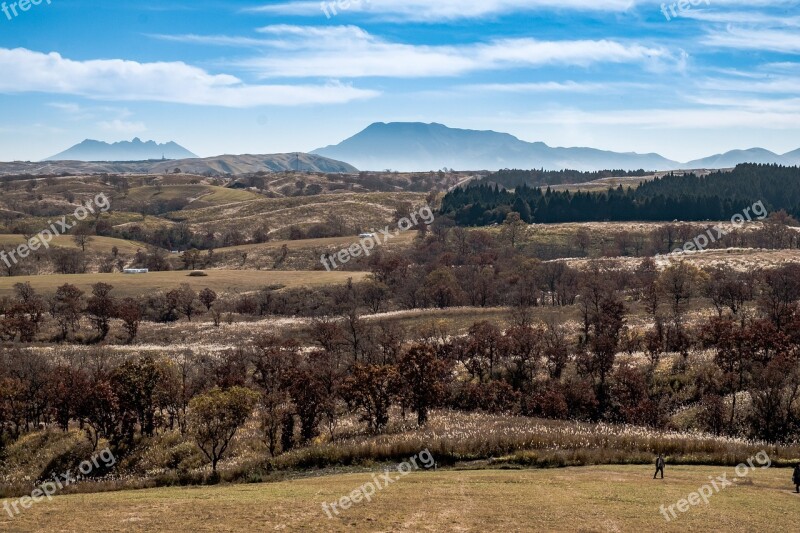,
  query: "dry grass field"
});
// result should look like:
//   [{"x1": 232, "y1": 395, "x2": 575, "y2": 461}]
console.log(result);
[
  {"x1": 547, "y1": 169, "x2": 724, "y2": 193},
  {"x1": 0, "y1": 234, "x2": 145, "y2": 255},
  {"x1": 213, "y1": 230, "x2": 418, "y2": 255},
  {"x1": 2, "y1": 466, "x2": 797, "y2": 532},
  {"x1": 560, "y1": 248, "x2": 800, "y2": 272},
  {"x1": 0, "y1": 269, "x2": 366, "y2": 297},
  {"x1": 120, "y1": 185, "x2": 262, "y2": 209},
  {"x1": 171, "y1": 192, "x2": 427, "y2": 238},
  {"x1": 549, "y1": 175, "x2": 657, "y2": 192}
]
